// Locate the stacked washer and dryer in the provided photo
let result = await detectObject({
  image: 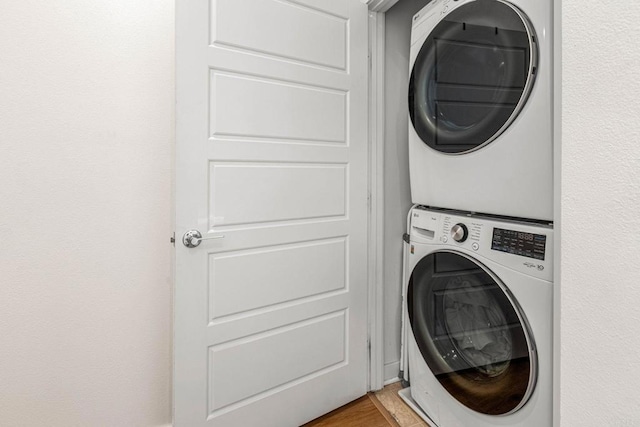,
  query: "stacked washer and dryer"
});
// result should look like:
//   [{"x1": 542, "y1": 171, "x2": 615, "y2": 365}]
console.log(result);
[{"x1": 399, "y1": 0, "x2": 554, "y2": 426}]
